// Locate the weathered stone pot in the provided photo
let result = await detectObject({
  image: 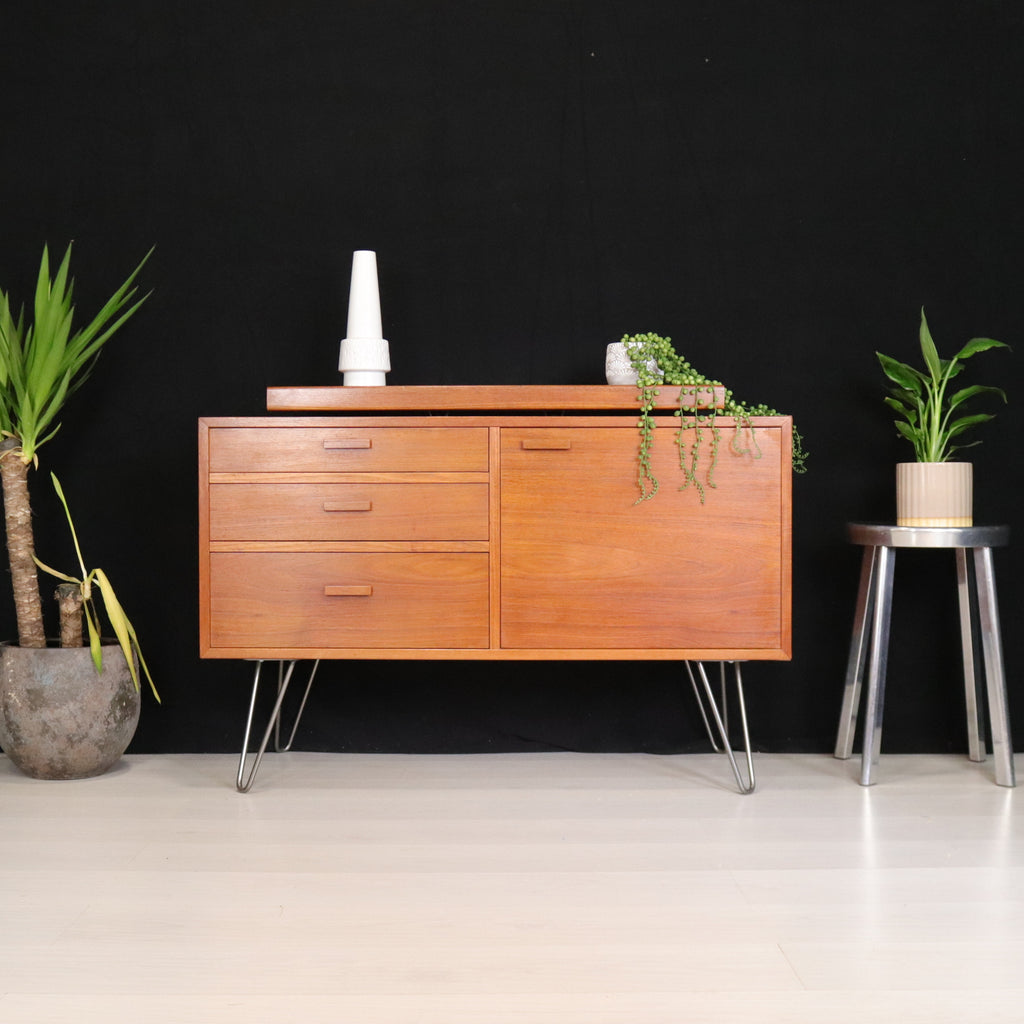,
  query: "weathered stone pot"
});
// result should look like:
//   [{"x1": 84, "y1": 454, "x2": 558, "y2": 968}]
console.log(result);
[{"x1": 0, "y1": 641, "x2": 140, "y2": 780}]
